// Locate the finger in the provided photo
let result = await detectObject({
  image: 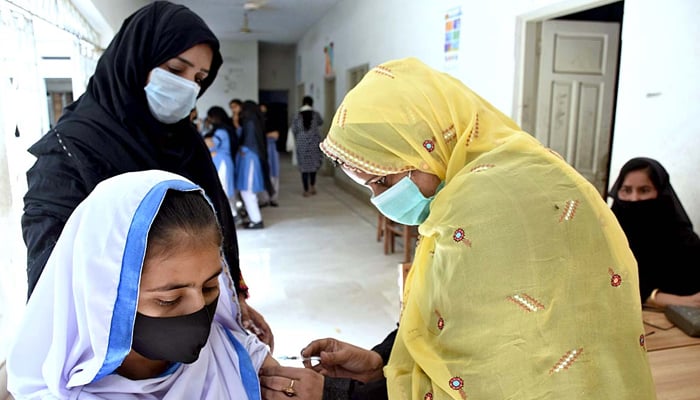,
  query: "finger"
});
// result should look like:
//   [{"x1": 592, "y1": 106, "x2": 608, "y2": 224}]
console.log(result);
[
  {"x1": 261, "y1": 326, "x2": 274, "y2": 352},
  {"x1": 254, "y1": 326, "x2": 269, "y2": 345},
  {"x1": 255, "y1": 315, "x2": 272, "y2": 334},
  {"x1": 239, "y1": 301, "x2": 250, "y2": 321},
  {"x1": 302, "y1": 348, "x2": 336, "y2": 369},
  {"x1": 268, "y1": 334, "x2": 275, "y2": 353},
  {"x1": 252, "y1": 315, "x2": 274, "y2": 349},
  {"x1": 259, "y1": 375, "x2": 295, "y2": 391},
  {"x1": 260, "y1": 386, "x2": 288, "y2": 400},
  {"x1": 245, "y1": 322, "x2": 262, "y2": 336},
  {"x1": 319, "y1": 349, "x2": 343, "y2": 366},
  {"x1": 302, "y1": 358, "x2": 315, "y2": 369},
  {"x1": 260, "y1": 365, "x2": 308, "y2": 380},
  {"x1": 301, "y1": 338, "x2": 331, "y2": 357},
  {"x1": 302, "y1": 359, "x2": 324, "y2": 371}
]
